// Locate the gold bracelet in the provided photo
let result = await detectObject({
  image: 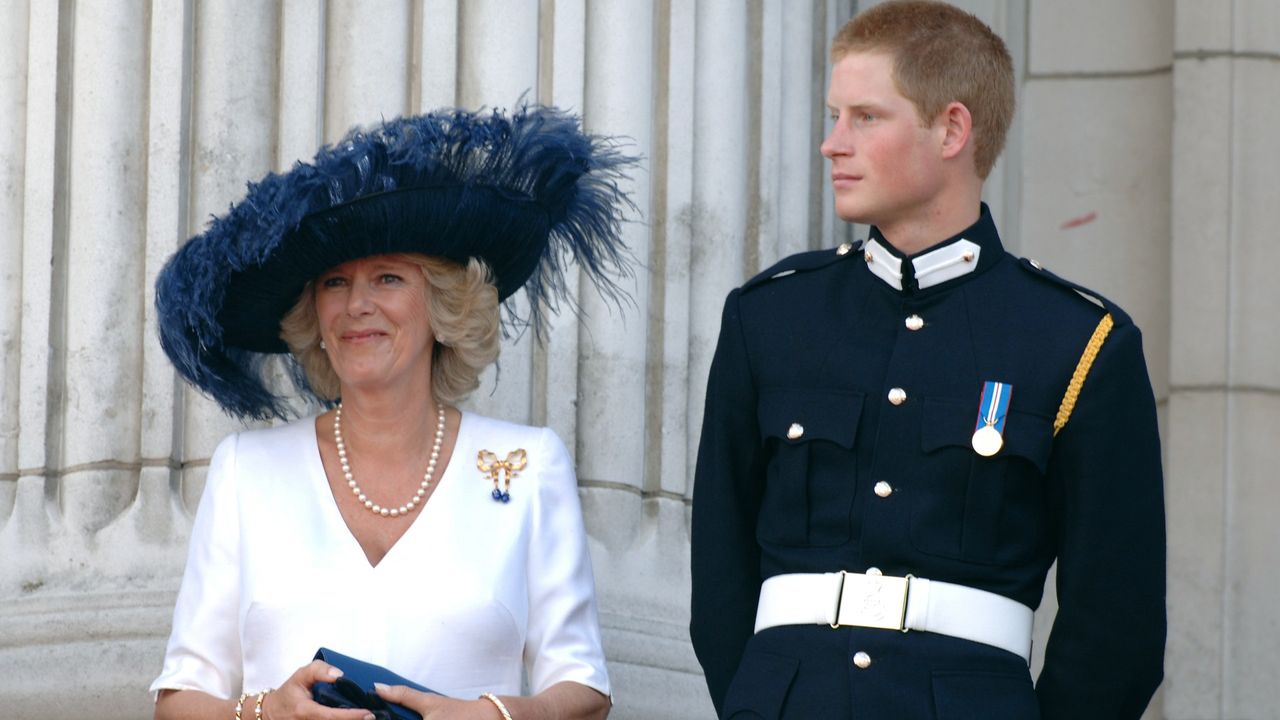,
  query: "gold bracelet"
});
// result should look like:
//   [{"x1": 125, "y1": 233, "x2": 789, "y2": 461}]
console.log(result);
[
  {"x1": 254, "y1": 689, "x2": 272, "y2": 720},
  {"x1": 480, "y1": 692, "x2": 514, "y2": 720},
  {"x1": 234, "y1": 692, "x2": 250, "y2": 720}
]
